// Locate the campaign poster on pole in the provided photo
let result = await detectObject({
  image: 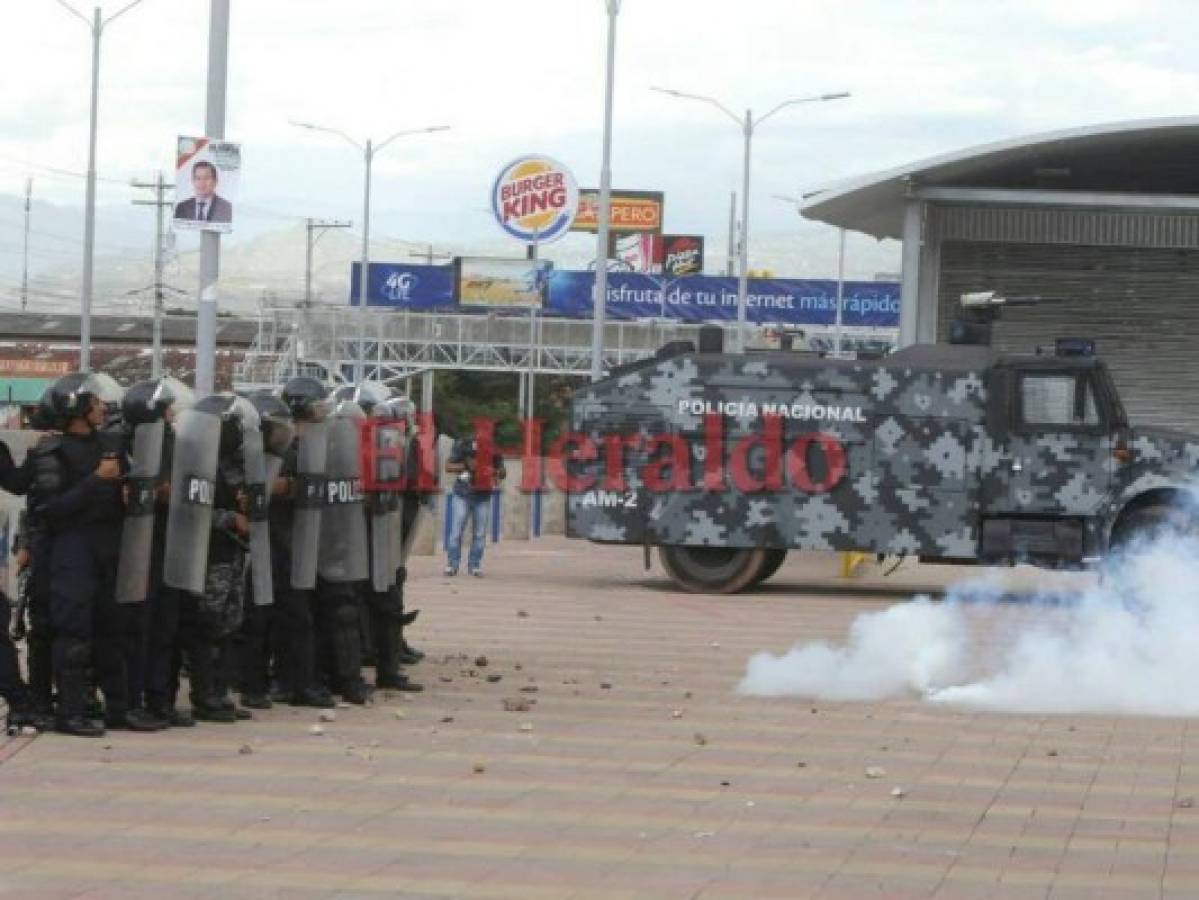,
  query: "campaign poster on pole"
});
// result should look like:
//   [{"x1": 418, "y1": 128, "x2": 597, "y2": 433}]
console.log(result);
[{"x1": 173, "y1": 136, "x2": 240, "y2": 233}]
